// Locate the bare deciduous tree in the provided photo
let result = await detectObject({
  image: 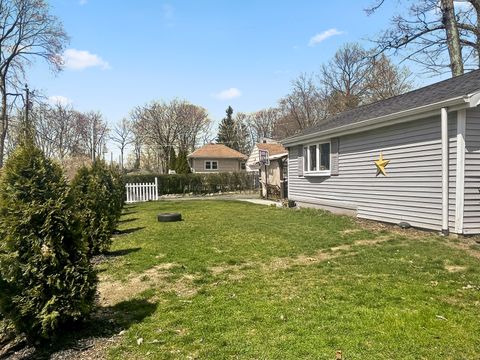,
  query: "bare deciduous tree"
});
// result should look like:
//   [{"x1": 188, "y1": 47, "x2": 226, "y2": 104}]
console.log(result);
[
  {"x1": 0, "y1": 0, "x2": 68, "y2": 166},
  {"x1": 111, "y1": 118, "x2": 132, "y2": 169},
  {"x1": 34, "y1": 103, "x2": 85, "y2": 160},
  {"x1": 277, "y1": 73, "x2": 326, "y2": 136},
  {"x1": 133, "y1": 99, "x2": 211, "y2": 173},
  {"x1": 319, "y1": 43, "x2": 371, "y2": 114},
  {"x1": 274, "y1": 44, "x2": 413, "y2": 137},
  {"x1": 366, "y1": 0, "x2": 480, "y2": 76},
  {"x1": 80, "y1": 111, "x2": 108, "y2": 161},
  {"x1": 365, "y1": 54, "x2": 413, "y2": 102},
  {"x1": 246, "y1": 108, "x2": 280, "y2": 144}
]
